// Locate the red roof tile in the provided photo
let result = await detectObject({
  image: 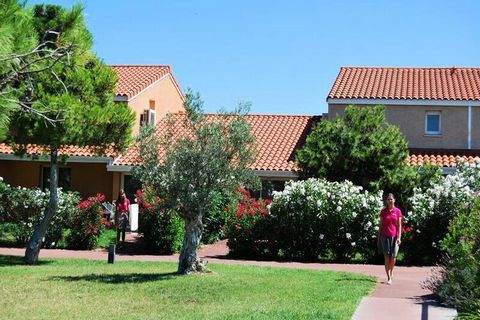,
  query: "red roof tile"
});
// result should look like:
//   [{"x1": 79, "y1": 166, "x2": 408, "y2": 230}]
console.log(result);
[
  {"x1": 328, "y1": 67, "x2": 480, "y2": 101},
  {"x1": 407, "y1": 149, "x2": 480, "y2": 167},
  {"x1": 111, "y1": 65, "x2": 180, "y2": 99},
  {"x1": 113, "y1": 113, "x2": 320, "y2": 172},
  {"x1": 0, "y1": 143, "x2": 116, "y2": 158}
]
